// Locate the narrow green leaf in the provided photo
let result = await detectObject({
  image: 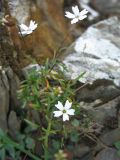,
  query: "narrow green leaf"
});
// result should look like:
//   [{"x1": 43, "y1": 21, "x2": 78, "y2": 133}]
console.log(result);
[
  {"x1": 0, "y1": 148, "x2": 5, "y2": 160},
  {"x1": 5, "y1": 144, "x2": 15, "y2": 158}
]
